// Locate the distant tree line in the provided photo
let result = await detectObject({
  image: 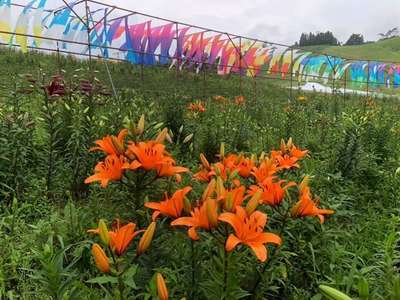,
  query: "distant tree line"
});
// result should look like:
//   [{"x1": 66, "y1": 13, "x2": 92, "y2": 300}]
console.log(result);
[
  {"x1": 295, "y1": 31, "x2": 368, "y2": 47},
  {"x1": 297, "y1": 31, "x2": 340, "y2": 46}
]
